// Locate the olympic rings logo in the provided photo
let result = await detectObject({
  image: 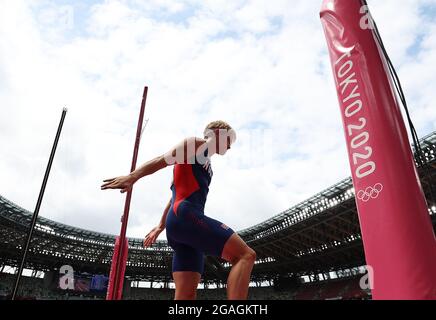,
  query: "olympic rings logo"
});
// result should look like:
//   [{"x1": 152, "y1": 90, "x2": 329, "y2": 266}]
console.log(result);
[{"x1": 357, "y1": 183, "x2": 383, "y2": 202}]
